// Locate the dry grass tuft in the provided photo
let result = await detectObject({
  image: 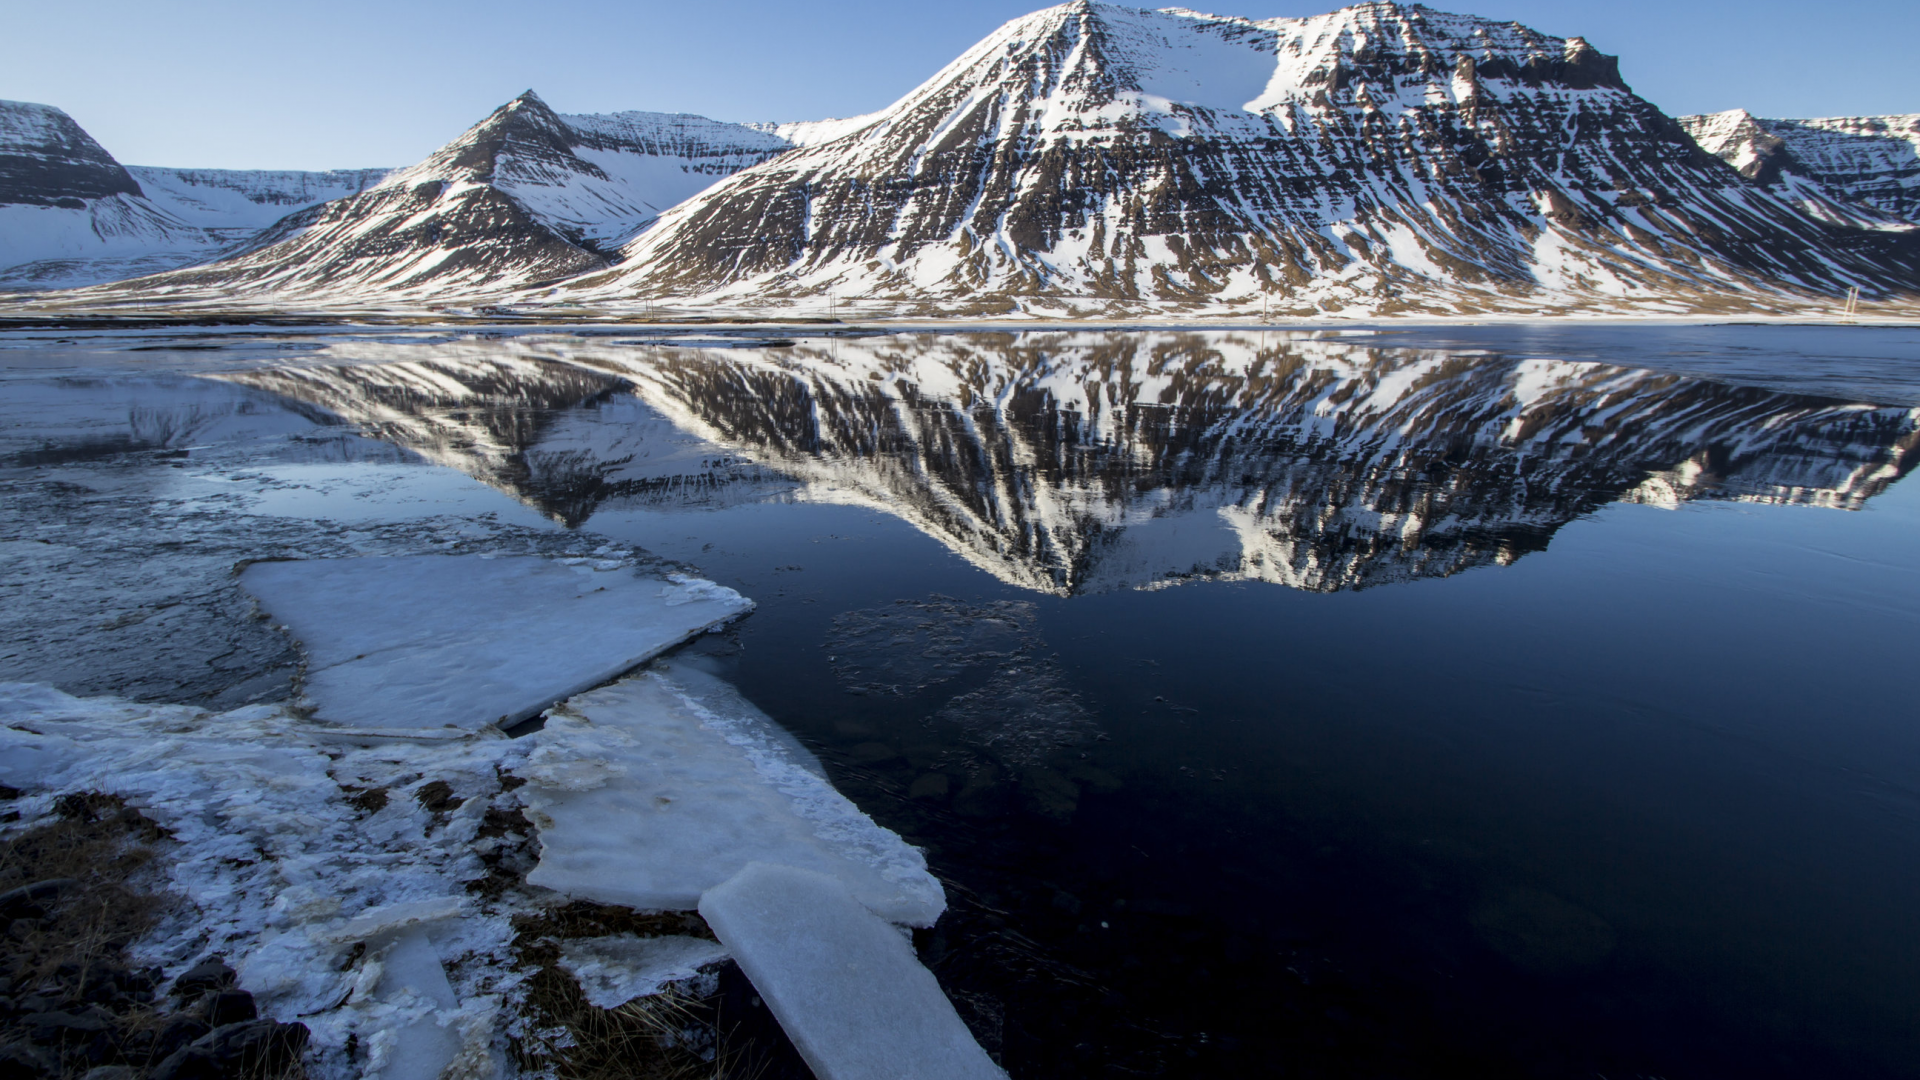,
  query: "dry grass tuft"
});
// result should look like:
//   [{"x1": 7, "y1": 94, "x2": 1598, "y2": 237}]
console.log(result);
[{"x1": 508, "y1": 902, "x2": 749, "y2": 1080}]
